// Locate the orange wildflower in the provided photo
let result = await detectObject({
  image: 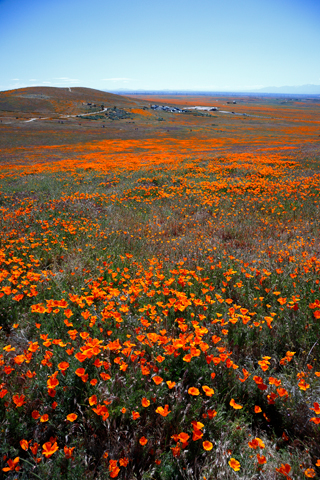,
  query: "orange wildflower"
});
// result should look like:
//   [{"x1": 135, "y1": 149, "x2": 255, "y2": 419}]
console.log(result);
[
  {"x1": 119, "y1": 457, "x2": 129, "y2": 467},
  {"x1": 304, "y1": 469, "x2": 316, "y2": 478},
  {"x1": 230, "y1": 398, "x2": 243, "y2": 409},
  {"x1": 64, "y1": 446, "x2": 75, "y2": 459},
  {"x1": 20, "y1": 439, "x2": 29, "y2": 451},
  {"x1": 229, "y1": 458, "x2": 240, "y2": 471},
  {"x1": 58, "y1": 361, "x2": 70, "y2": 372},
  {"x1": 42, "y1": 441, "x2": 59, "y2": 458},
  {"x1": 275, "y1": 463, "x2": 291, "y2": 477},
  {"x1": 171, "y1": 444, "x2": 181, "y2": 457},
  {"x1": 156, "y1": 404, "x2": 171, "y2": 416},
  {"x1": 109, "y1": 459, "x2": 120, "y2": 478},
  {"x1": 30, "y1": 443, "x2": 39, "y2": 455},
  {"x1": 2, "y1": 457, "x2": 20, "y2": 472},
  {"x1": 188, "y1": 387, "x2": 200, "y2": 396},
  {"x1": 141, "y1": 397, "x2": 150, "y2": 407},
  {"x1": 298, "y1": 379, "x2": 310, "y2": 391},
  {"x1": 248, "y1": 437, "x2": 265, "y2": 449},
  {"x1": 152, "y1": 375, "x2": 163, "y2": 385},
  {"x1": 139, "y1": 436, "x2": 148, "y2": 446},
  {"x1": 178, "y1": 432, "x2": 190, "y2": 444},
  {"x1": 12, "y1": 394, "x2": 26, "y2": 407},
  {"x1": 203, "y1": 441, "x2": 213, "y2": 451},
  {"x1": 208, "y1": 409, "x2": 217, "y2": 418},
  {"x1": 310, "y1": 402, "x2": 320, "y2": 414},
  {"x1": 166, "y1": 380, "x2": 176, "y2": 389},
  {"x1": 67, "y1": 413, "x2": 77, "y2": 422},
  {"x1": 257, "y1": 453, "x2": 267, "y2": 464},
  {"x1": 202, "y1": 385, "x2": 214, "y2": 397},
  {"x1": 89, "y1": 394, "x2": 97, "y2": 406},
  {"x1": 310, "y1": 417, "x2": 320, "y2": 424}
]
